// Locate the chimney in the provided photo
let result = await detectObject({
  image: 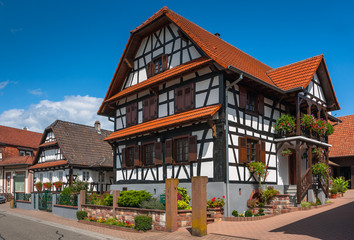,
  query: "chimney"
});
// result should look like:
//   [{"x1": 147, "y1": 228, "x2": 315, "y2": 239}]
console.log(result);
[
  {"x1": 23, "y1": 127, "x2": 27, "y2": 131},
  {"x1": 214, "y1": 33, "x2": 221, "y2": 38},
  {"x1": 94, "y1": 121, "x2": 101, "y2": 132}
]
